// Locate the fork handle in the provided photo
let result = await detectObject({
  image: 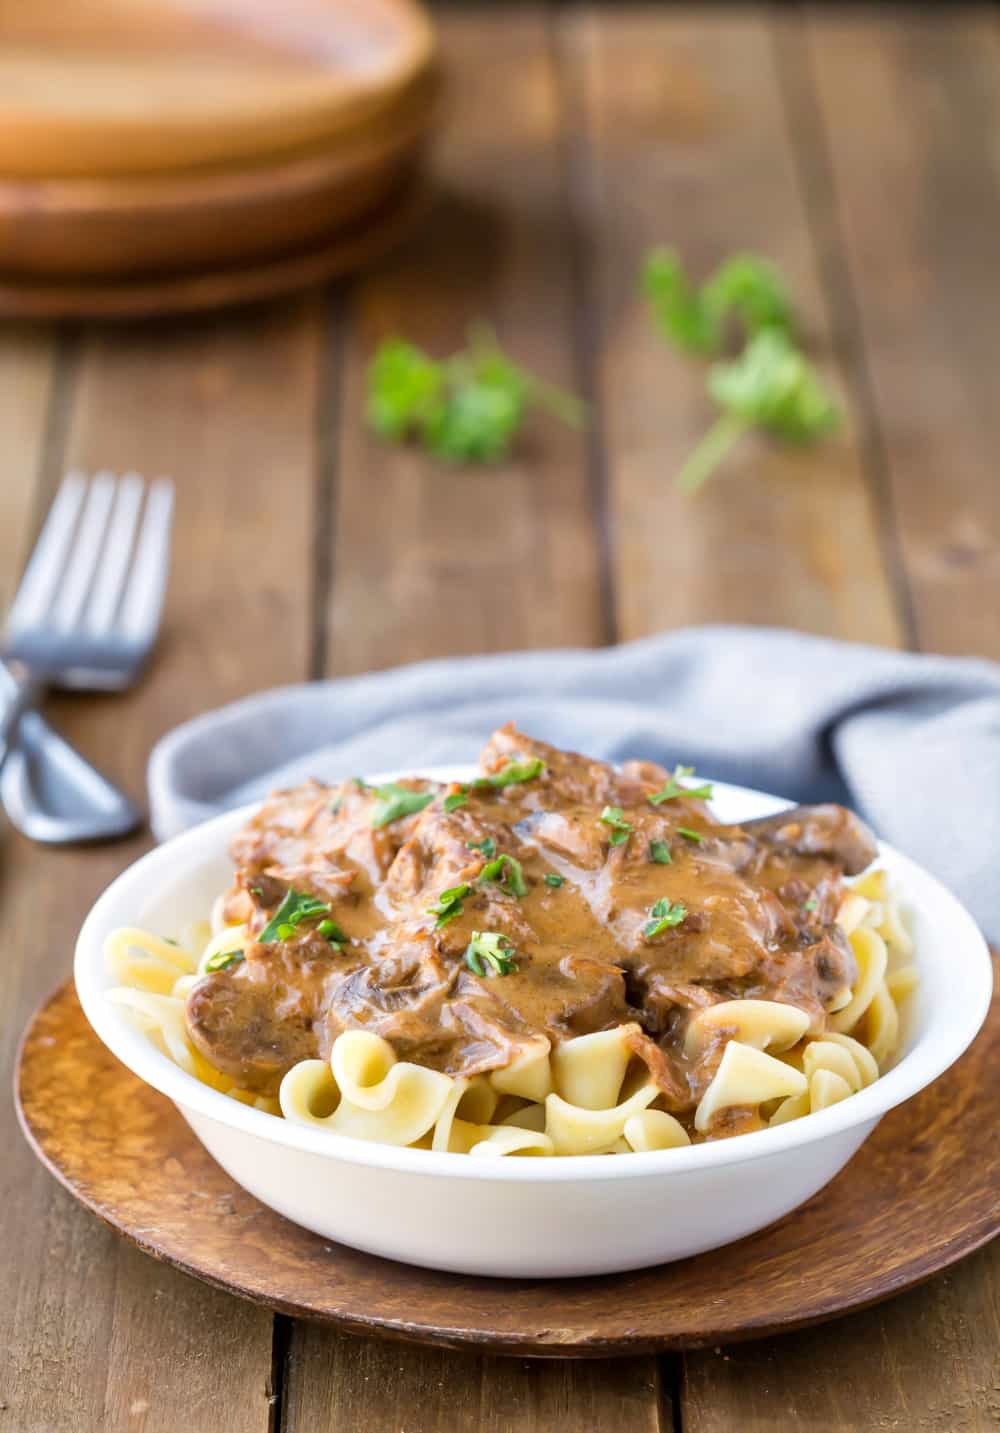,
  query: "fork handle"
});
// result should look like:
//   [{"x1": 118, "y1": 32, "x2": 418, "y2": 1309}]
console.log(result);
[
  {"x1": 0, "y1": 662, "x2": 141, "y2": 844},
  {"x1": 0, "y1": 668, "x2": 44, "y2": 761}
]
